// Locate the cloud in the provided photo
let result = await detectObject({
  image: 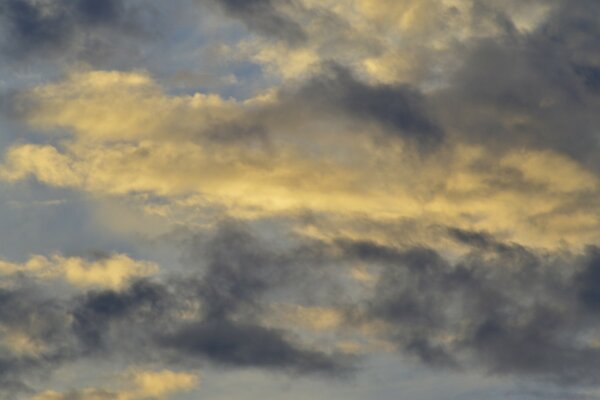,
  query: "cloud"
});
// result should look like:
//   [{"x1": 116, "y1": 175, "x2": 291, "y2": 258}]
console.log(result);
[
  {"x1": 210, "y1": 0, "x2": 306, "y2": 44},
  {"x1": 0, "y1": 0, "x2": 153, "y2": 63},
  {"x1": 32, "y1": 368, "x2": 200, "y2": 400},
  {"x1": 0, "y1": 0, "x2": 117, "y2": 54},
  {"x1": 5, "y1": 68, "x2": 599, "y2": 251},
  {"x1": 62, "y1": 221, "x2": 600, "y2": 385},
  {"x1": 289, "y1": 64, "x2": 444, "y2": 149},
  {"x1": 1, "y1": 1, "x2": 600, "y2": 398},
  {"x1": 157, "y1": 222, "x2": 354, "y2": 375},
  {"x1": 435, "y1": 0, "x2": 600, "y2": 168},
  {"x1": 233, "y1": 0, "x2": 558, "y2": 86},
  {"x1": 0, "y1": 253, "x2": 158, "y2": 290},
  {"x1": 0, "y1": 221, "x2": 350, "y2": 396},
  {"x1": 65, "y1": 222, "x2": 354, "y2": 378},
  {"x1": 266, "y1": 304, "x2": 344, "y2": 332},
  {"x1": 12, "y1": 69, "x2": 241, "y2": 142},
  {"x1": 159, "y1": 319, "x2": 348, "y2": 374},
  {"x1": 0, "y1": 285, "x2": 76, "y2": 397},
  {"x1": 338, "y1": 235, "x2": 600, "y2": 384},
  {"x1": 1, "y1": 219, "x2": 600, "y2": 396},
  {"x1": 12, "y1": 66, "x2": 443, "y2": 146},
  {"x1": 71, "y1": 279, "x2": 169, "y2": 352}
]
